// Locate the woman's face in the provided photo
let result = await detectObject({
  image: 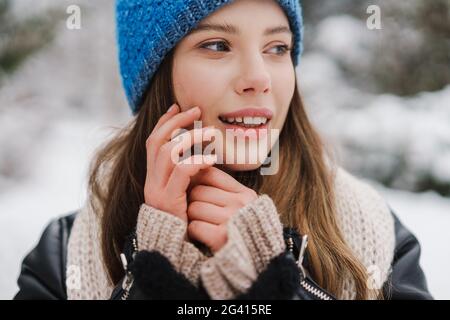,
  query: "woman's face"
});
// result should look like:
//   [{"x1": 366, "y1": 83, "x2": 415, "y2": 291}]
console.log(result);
[{"x1": 172, "y1": 0, "x2": 296, "y2": 172}]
